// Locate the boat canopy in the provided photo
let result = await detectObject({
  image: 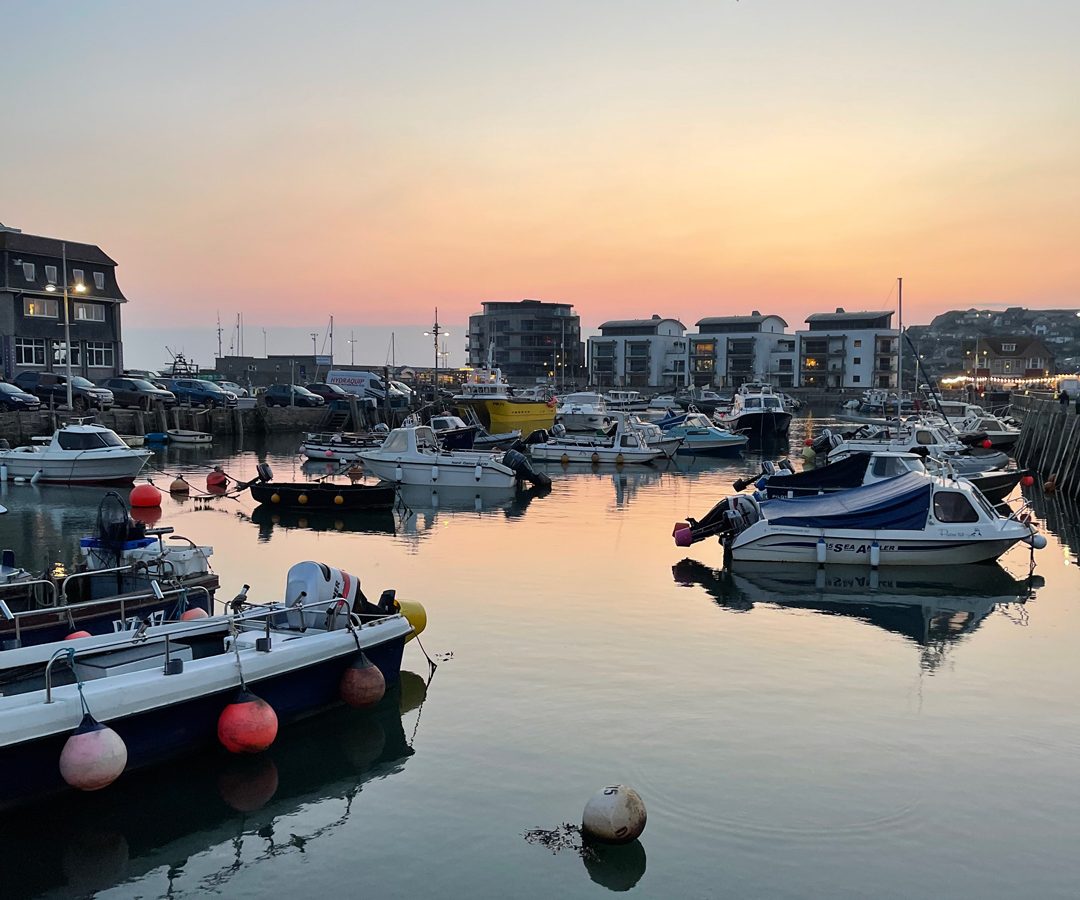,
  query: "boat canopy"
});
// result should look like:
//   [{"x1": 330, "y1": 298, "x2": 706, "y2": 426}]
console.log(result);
[
  {"x1": 761, "y1": 472, "x2": 932, "y2": 530},
  {"x1": 769, "y1": 452, "x2": 872, "y2": 490}
]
